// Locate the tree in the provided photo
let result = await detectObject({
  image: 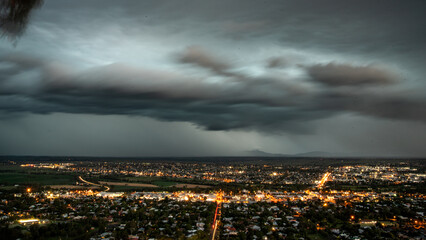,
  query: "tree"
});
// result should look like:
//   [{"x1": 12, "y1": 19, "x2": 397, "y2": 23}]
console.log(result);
[{"x1": 0, "y1": 0, "x2": 43, "y2": 44}]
